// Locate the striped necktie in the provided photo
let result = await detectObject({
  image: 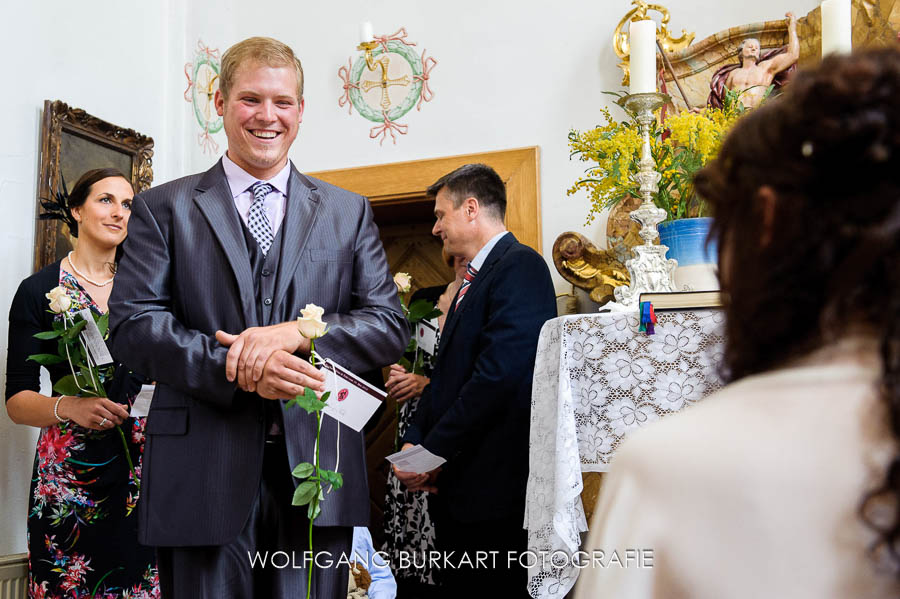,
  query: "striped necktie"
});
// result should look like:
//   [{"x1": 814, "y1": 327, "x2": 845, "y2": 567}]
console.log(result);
[
  {"x1": 248, "y1": 181, "x2": 275, "y2": 256},
  {"x1": 454, "y1": 264, "x2": 479, "y2": 309}
]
